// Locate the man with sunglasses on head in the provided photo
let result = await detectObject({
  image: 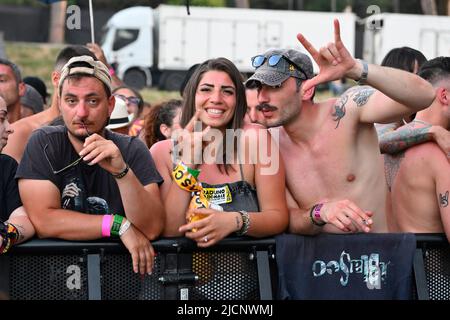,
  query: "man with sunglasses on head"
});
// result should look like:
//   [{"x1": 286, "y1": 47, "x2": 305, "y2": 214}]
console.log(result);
[
  {"x1": 16, "y1": 56, "x2": 165, "y2": 275},
  {"x1": 245, "y1": 20, "x2": 435, "y2": 234}
]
